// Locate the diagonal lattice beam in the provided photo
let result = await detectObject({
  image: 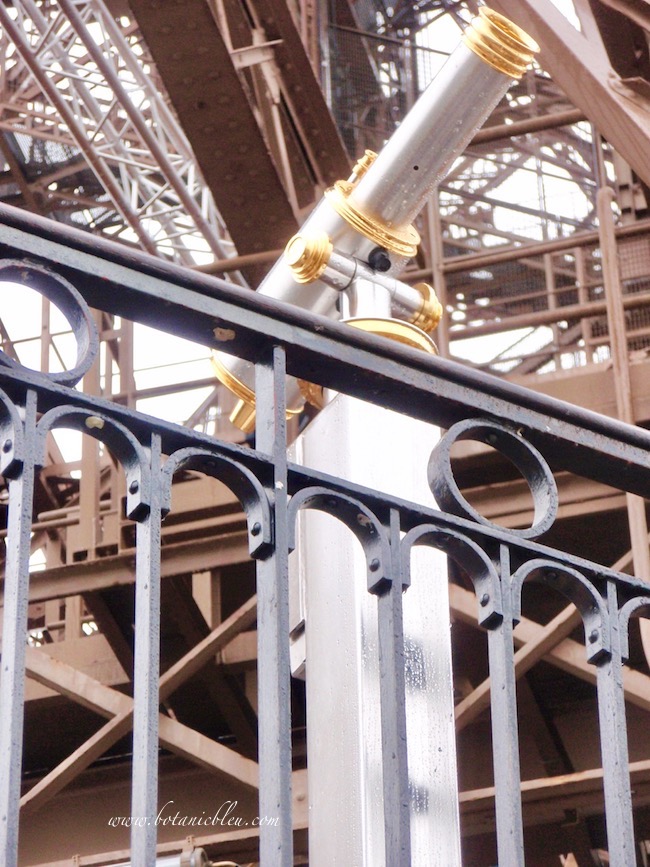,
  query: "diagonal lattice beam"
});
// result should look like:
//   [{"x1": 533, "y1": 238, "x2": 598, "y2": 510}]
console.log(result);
[
  {"x1": 490, "y1": 0, "x2": 650, "y2": 186},
  {"x1": 21, "y1": 595, "x2": 259, "y2": 813}
]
